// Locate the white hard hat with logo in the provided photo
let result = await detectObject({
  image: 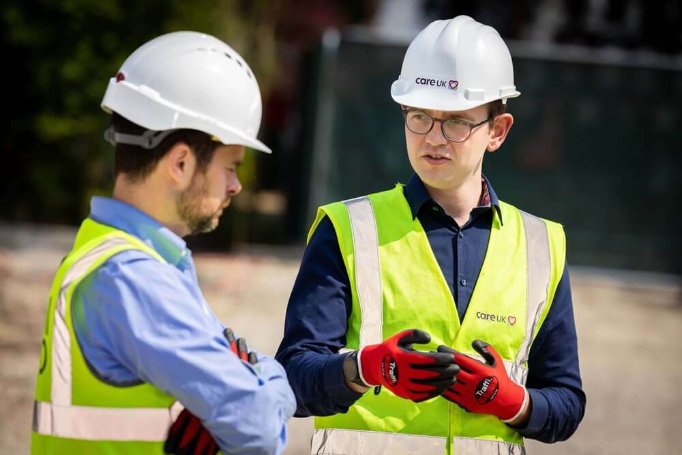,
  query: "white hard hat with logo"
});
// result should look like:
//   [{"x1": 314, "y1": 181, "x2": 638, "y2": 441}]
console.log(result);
[
  {"x1": 391, "y1": 15, "x2": 520, "y2": 112},
  {"x1": 101, "y1": 31, "x2": 271, "y2": 153}
]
